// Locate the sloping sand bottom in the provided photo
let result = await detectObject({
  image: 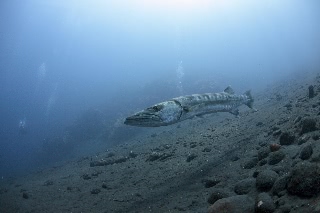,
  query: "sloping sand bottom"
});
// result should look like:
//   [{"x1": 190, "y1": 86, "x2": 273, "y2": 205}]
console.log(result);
[{"x1": 1, "y1": 71, "x2": 320, "y2": 213}]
